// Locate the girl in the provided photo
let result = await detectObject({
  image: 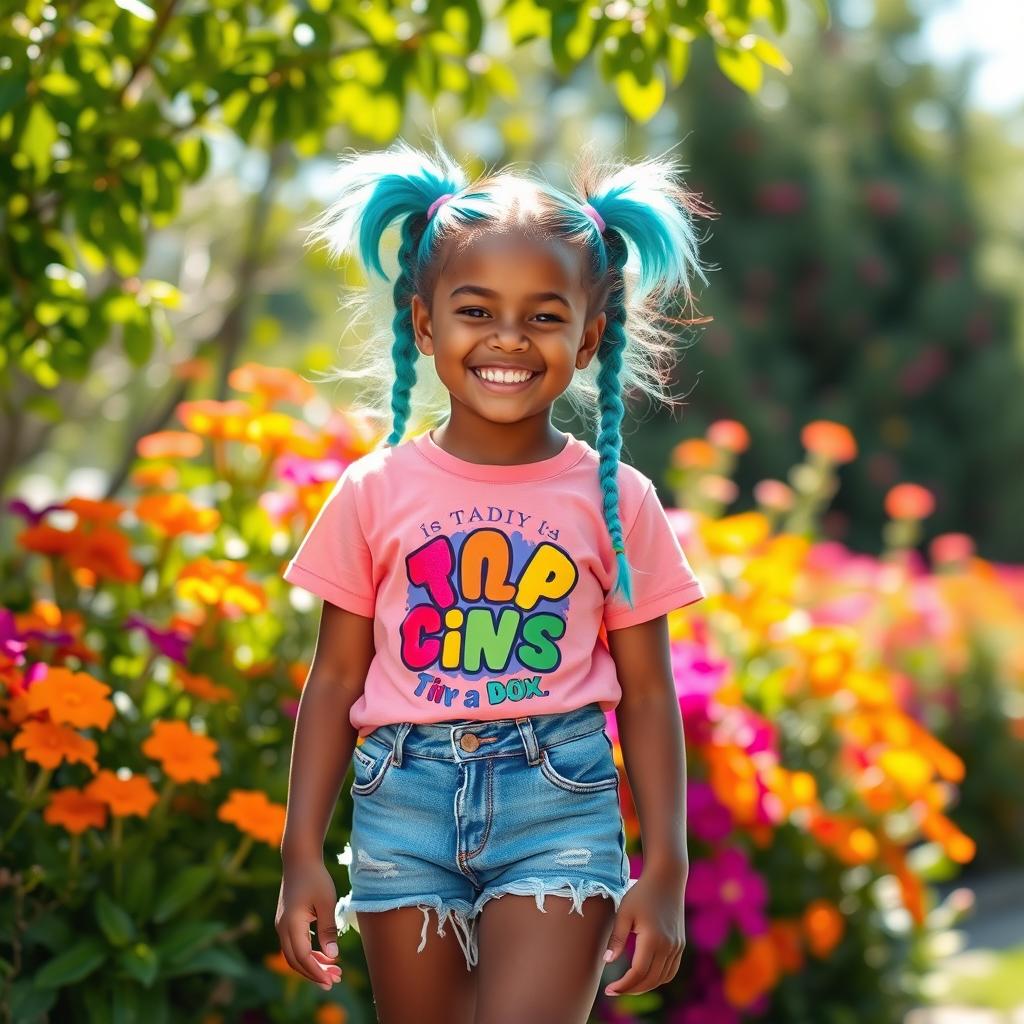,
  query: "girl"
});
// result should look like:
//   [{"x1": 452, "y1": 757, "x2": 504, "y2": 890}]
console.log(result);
[{"x1": 276, "y1": 139, "x2": 715, "y2": 1024}]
